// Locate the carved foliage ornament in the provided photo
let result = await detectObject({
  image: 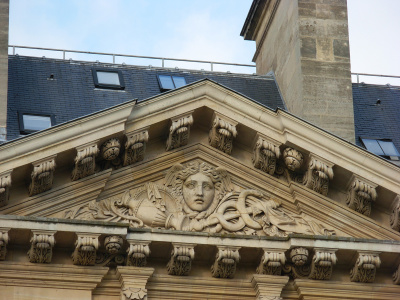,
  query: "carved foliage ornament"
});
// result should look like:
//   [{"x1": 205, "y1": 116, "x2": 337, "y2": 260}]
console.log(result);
[
  {"x1": 346, "y1": 175, "x2": 377, "y2": 216},
  {"x1": 211, "y1": 246, "x2": 240, "y2": 278},
  {"x1": 102, "y1": 138, "x2": 121, "y2": 161},
  {"x1": 282, "y1": 247, "x2": 311, "y2": 279},
  {"x1": 105, "y1": 235, "x2": 123, "y2": 254},
  {"x1": 0, "y1": 228, "x2": 10, "y2": 260},
  {"x1": 124, "y1": 130, "x2": 149, "y2": 166},
  {"x1": 166, "y1": 113, "x2": 194, "y2": 151},
  {"x1": 72, "y1": 234, "x2": 99, "y2": 266},
  {"x1": 256, "y1": 249, "x2": 286, "y2": 276},
  {"x1": 71, "y1": 142, "x2": 99, "y2": 181},
  {"x1": 127, "y1": 240, "x2": 151, "y2": 267},
  {"x1": 393, "y1": 263, "x2": 400, "y2": 285},
  {"x1": 28, "y1": 230, "x2": 56, "y2": 263},
  {"x1": 209, "y1": 113, "x2": 238, "y2": 154},
  {"x1": 309, "y1": 248, "x2": 337, "y2": 280},
  {"x1": 252, "y1": 135, "x2": 281, "y2": 175},
  {"x1": 390, "y1": 195, "x2": 400, "y2": 232},
  {"x1": 28, "y1": 156, "x2": 56, "y2": 196},
  {"x1": 0, "y1": 171, "x2": 12, "y2": 207},
  {"x1": 282, "y1": 148, "x2": 303, "y2": 172},
  {"x1": 350, "y1": 252, "x2": 381, "y2": 283},
  {"x1": 167, "y1": 243, "x2": 195, "y2": 276},
  {"x1": 303, "y1": 155, "x2": 334, "y2": 196}
]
